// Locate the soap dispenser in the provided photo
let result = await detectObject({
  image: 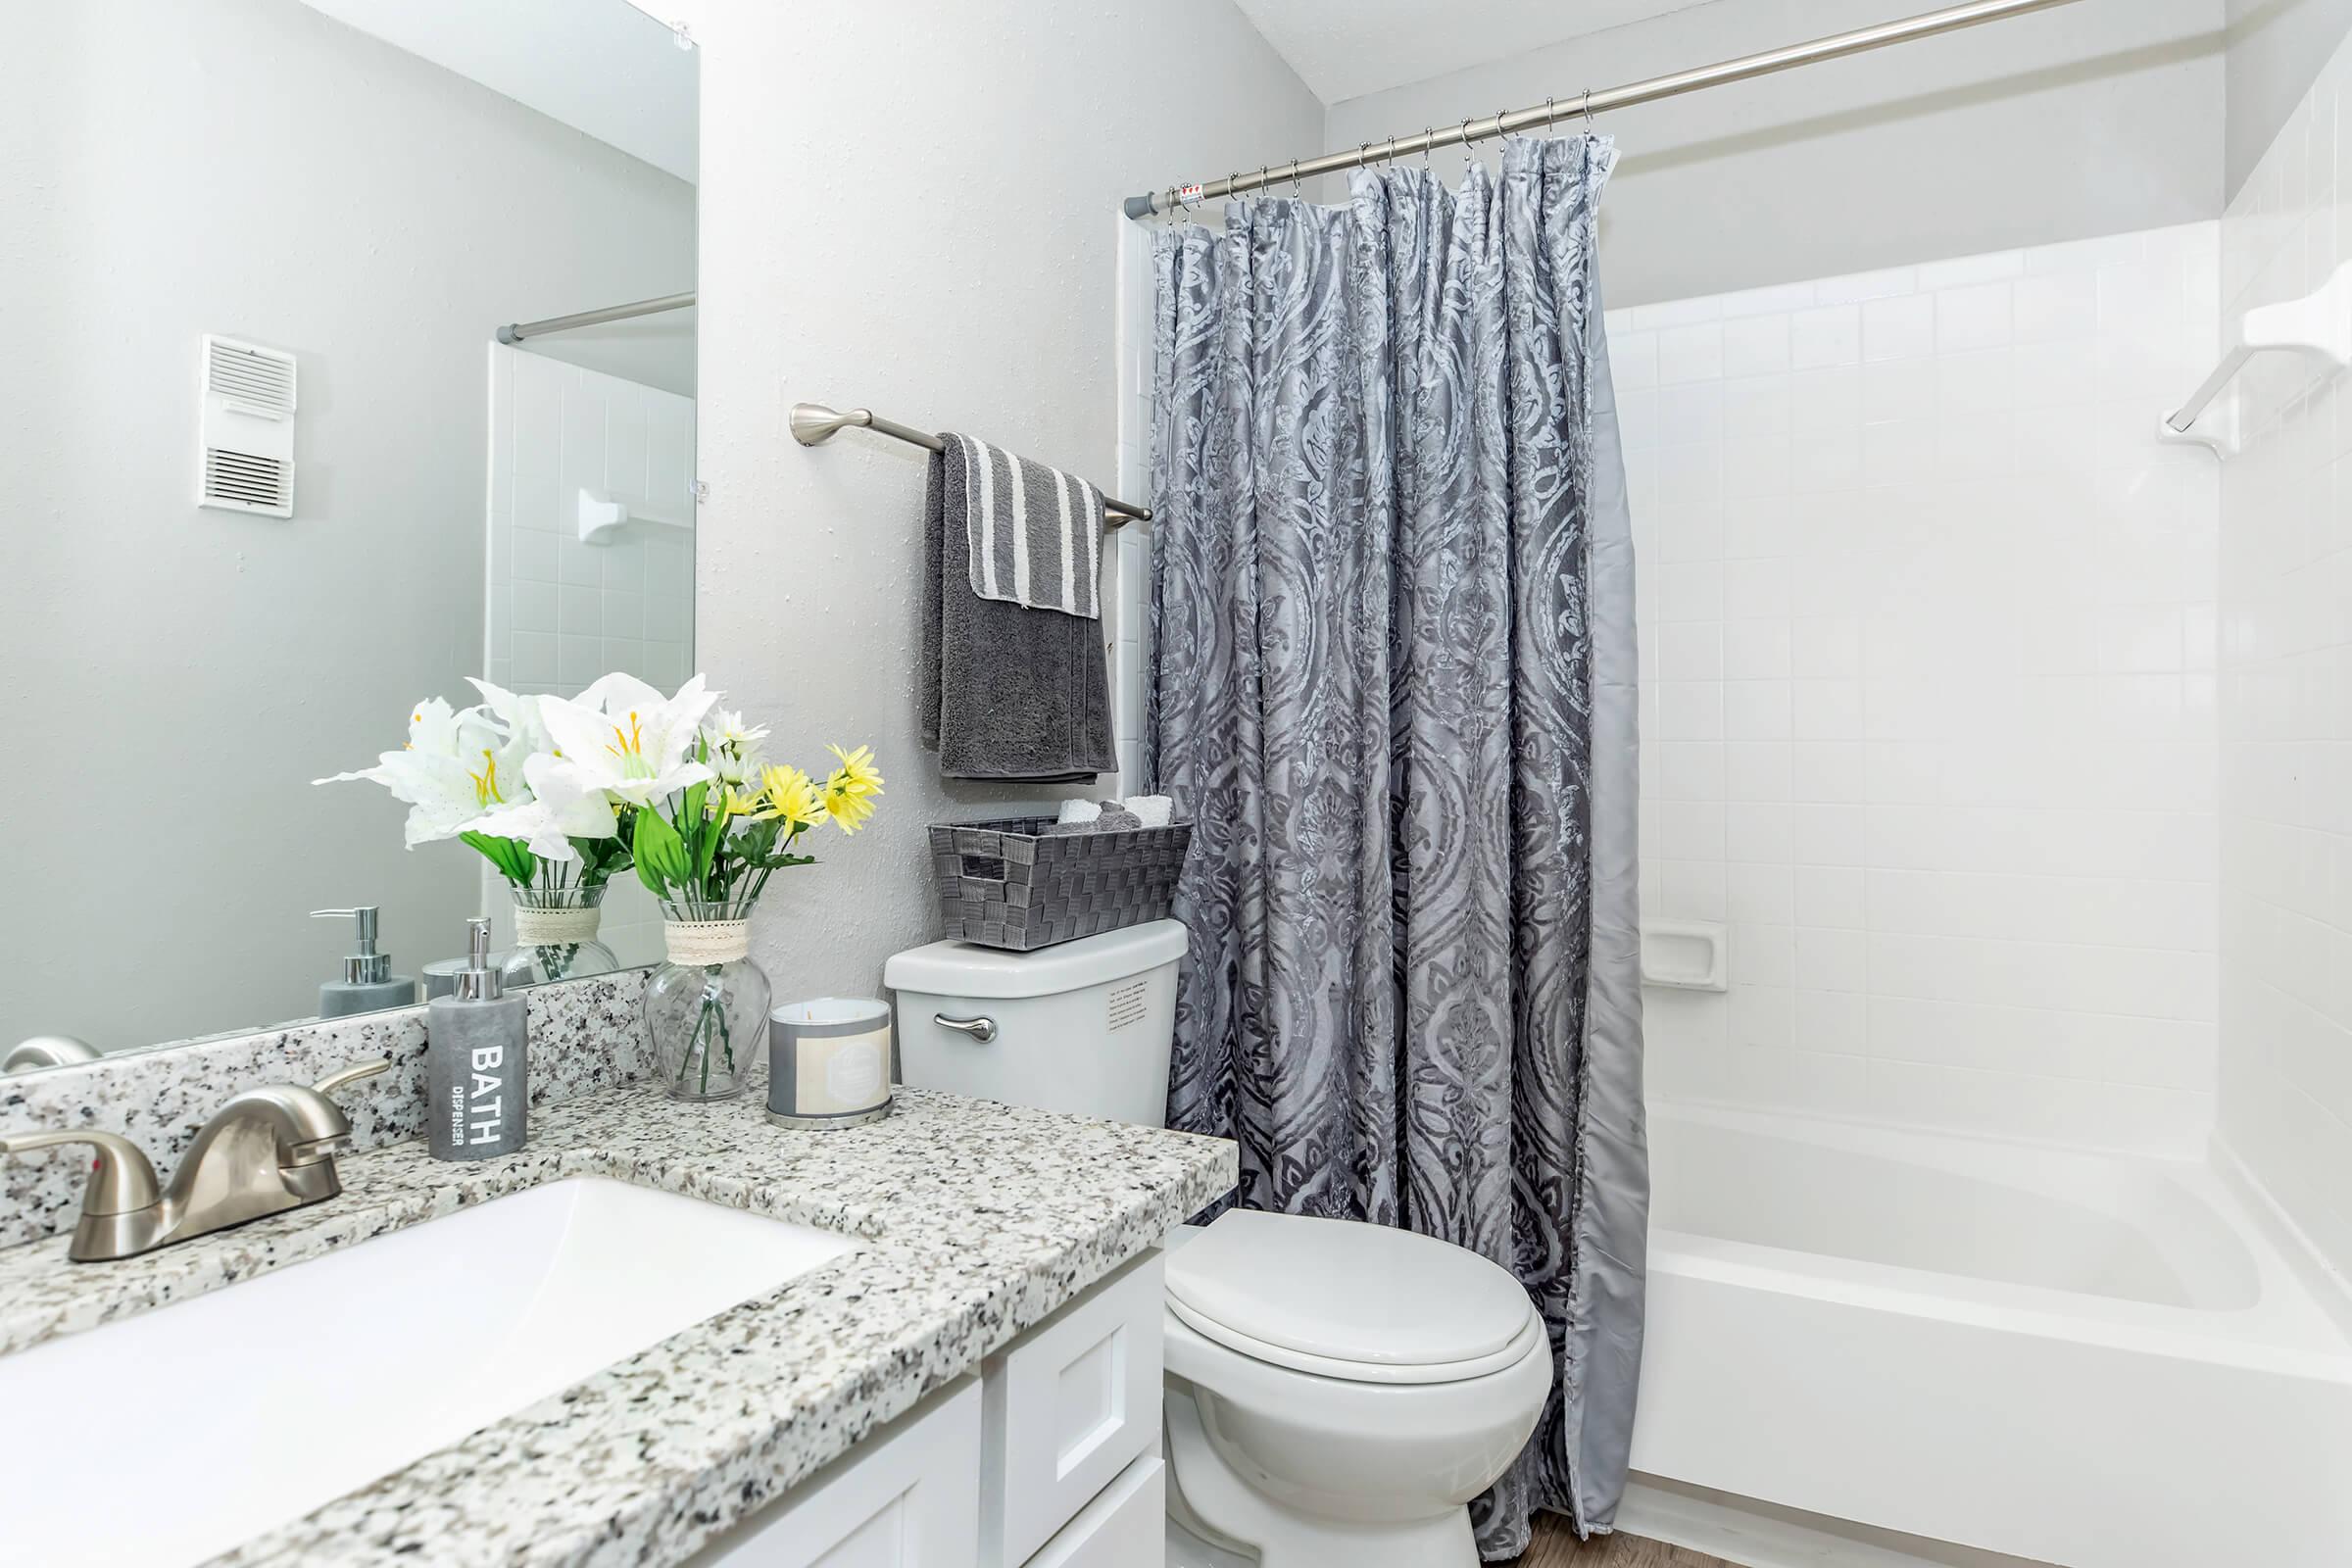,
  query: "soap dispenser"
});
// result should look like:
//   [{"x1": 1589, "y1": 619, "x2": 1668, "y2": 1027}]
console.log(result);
[
  {"x1": 425, "y1": 917, "x2": 528, "y2": 1160},
  {"x1": 311, "y1": 906, "x2": 419, "y2": 1017}
]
